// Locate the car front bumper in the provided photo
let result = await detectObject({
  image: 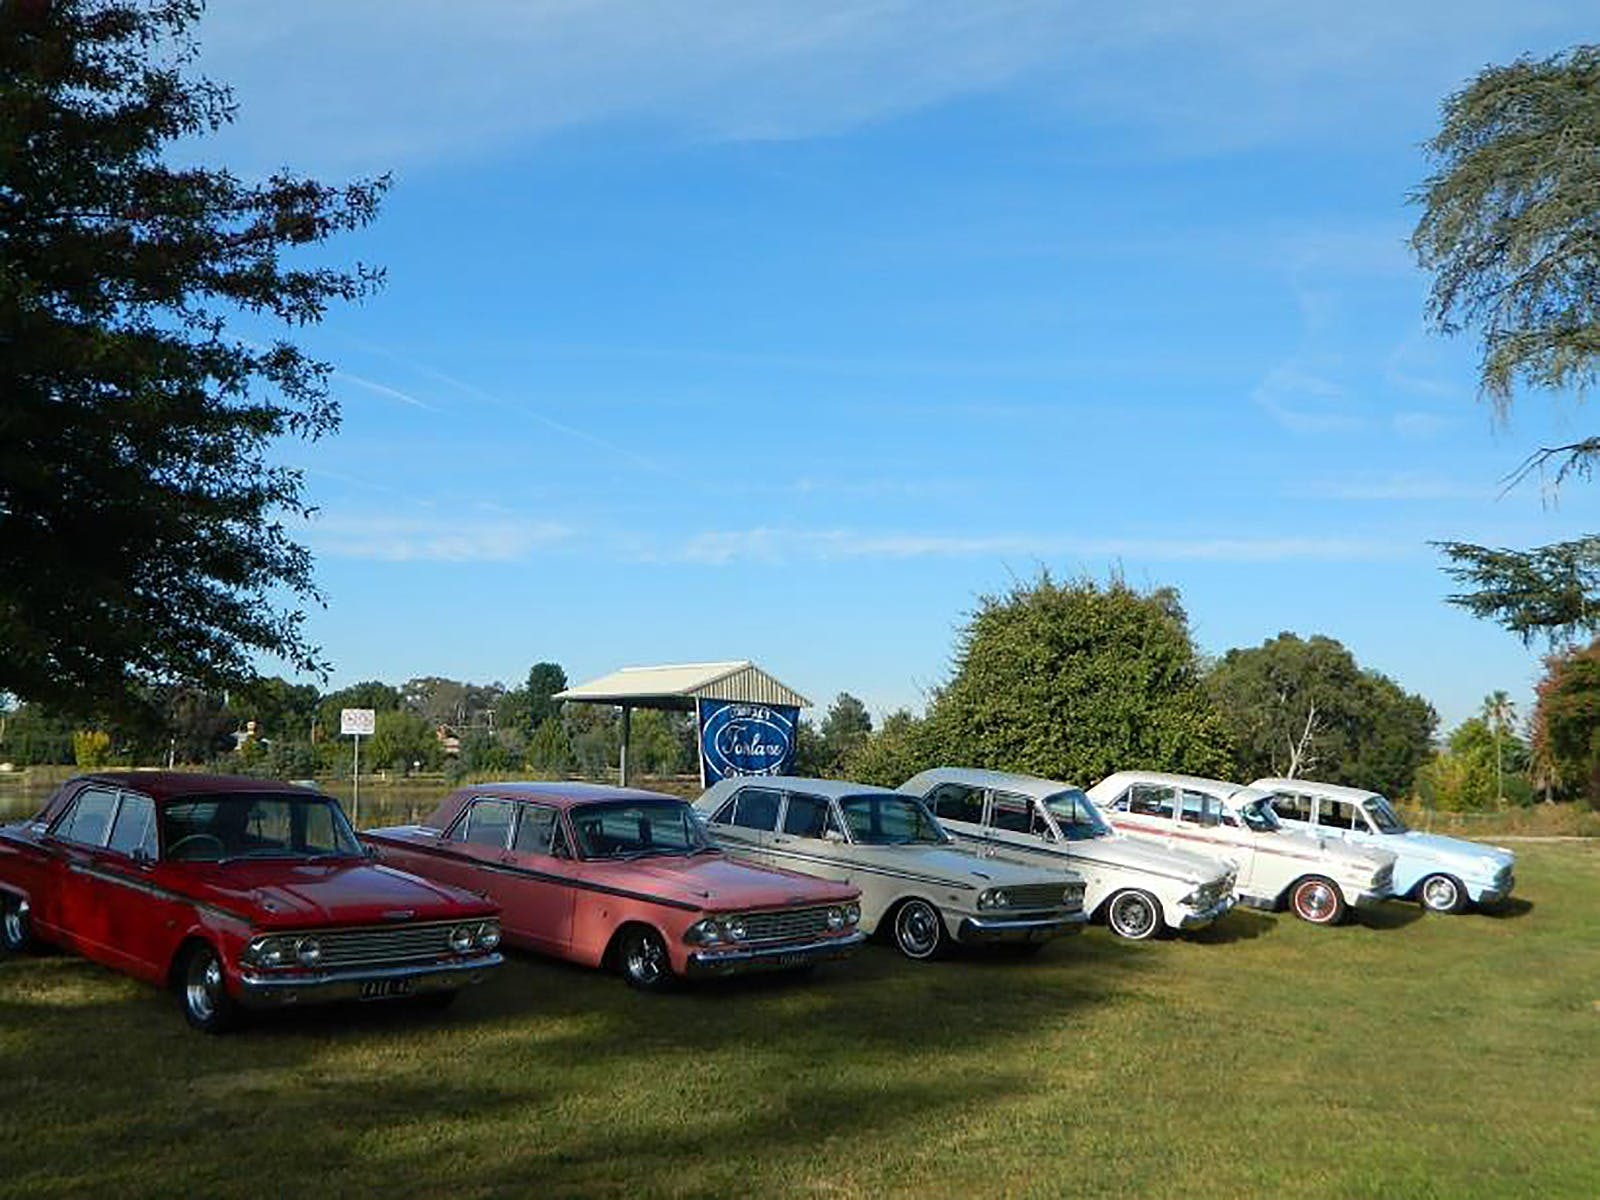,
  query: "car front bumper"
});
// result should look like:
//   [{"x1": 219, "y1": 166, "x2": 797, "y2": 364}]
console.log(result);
[
  {"x1": 685, "y1": 930, "x2": 867, "y2": 977},
  {"x1": 1467, "y1": 874, "x2": 1515, "y2": 905},
  {"x1": 1350, "y1": 887, "x2": 1391, "y2": 909},
  {"x1": 1176, "y1": 894, "x2": 1236, "y2": 929},
  {"x1": 956, "y1": 910, "x2": 1087, "y2": 943},
  {"x1": 235, "y1": 953, "x2": 503, "y2": 1008}
]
